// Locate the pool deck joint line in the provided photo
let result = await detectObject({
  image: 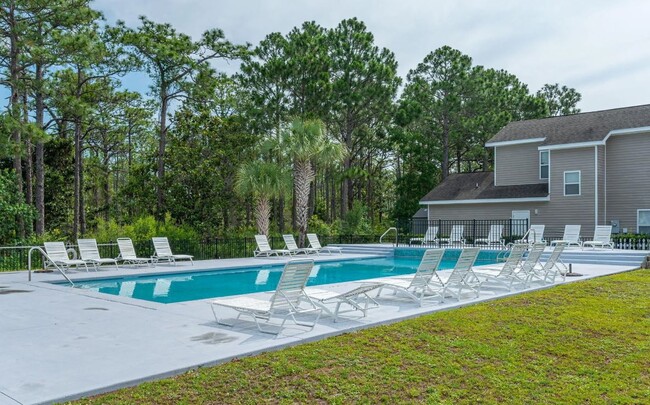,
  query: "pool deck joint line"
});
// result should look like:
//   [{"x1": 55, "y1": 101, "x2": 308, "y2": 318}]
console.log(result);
[{"x1": 0, "y1": 251, "x2": 643, "y2": 405}]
